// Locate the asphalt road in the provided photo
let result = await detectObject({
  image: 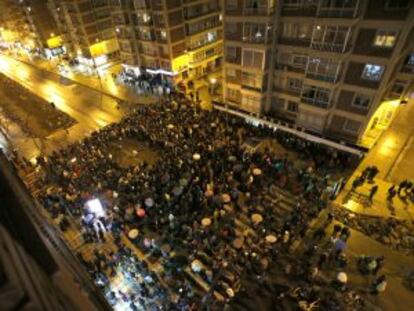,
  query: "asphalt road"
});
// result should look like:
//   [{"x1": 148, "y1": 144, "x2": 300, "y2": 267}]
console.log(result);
[{"x1": 0, "y1": 54, "x2": 126, "y2": 159}]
